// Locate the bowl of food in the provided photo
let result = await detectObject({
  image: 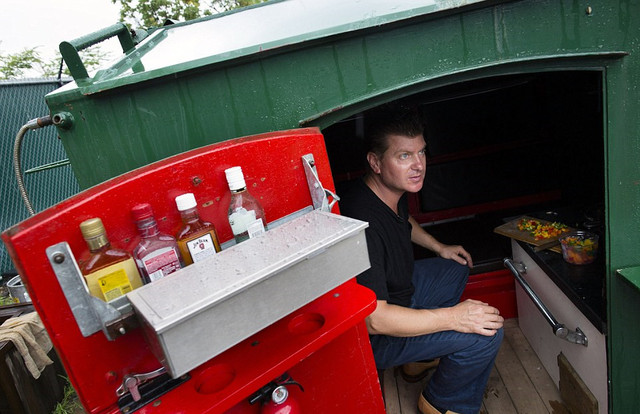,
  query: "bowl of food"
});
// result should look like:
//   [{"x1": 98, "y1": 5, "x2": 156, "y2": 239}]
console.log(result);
[{"x1": 559, "y1": 231, "x2": 599, "y2": 265}]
